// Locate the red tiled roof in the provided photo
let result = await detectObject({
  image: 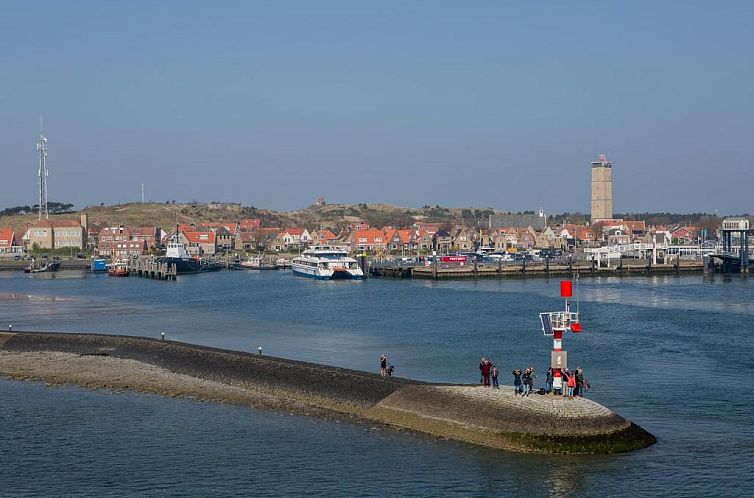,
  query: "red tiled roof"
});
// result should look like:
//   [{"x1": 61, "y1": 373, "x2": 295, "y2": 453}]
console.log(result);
[
  {"x1": 0, "y1": 228, "x2": 16, "y2": 246},
  {"x1": 671, "y1": 226, "x2": 698, "y2": 236},
  {"x1": 285, "y1": 227, "x2": 306, "y2": 236},
  {"x1": 184, "y1": 231, "x2": 216, "y2": 244},
  {"x1": 575, "y1": 227, "x2": 595, "y2": 241},
  {"x1": 397, "y1": 229, "x2": 412, "y2": 243},
  {"x1": 240, "y1": 219, "x2": 261, "y2": 230},
  {"x1": 624, "y1": 221, "x2": 646, "y2": 232},
  {"x1": 354, "y1": 228, "x2": 386, "y2": 244}
]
